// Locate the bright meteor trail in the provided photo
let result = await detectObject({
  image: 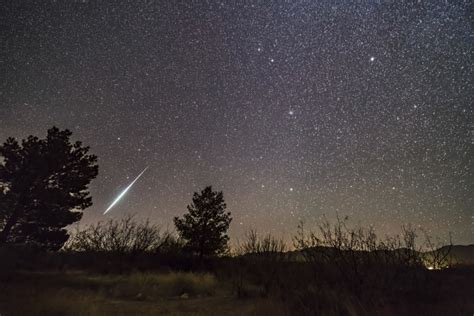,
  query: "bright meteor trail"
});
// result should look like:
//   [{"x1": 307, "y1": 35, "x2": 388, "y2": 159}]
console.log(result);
[{"x1": 103, "y1": 167, "x2": 149, "y2": 214}]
